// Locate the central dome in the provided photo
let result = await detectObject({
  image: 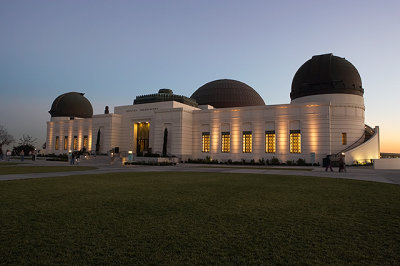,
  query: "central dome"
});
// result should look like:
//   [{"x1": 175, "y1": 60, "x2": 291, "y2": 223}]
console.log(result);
[{"x1": 191, "y1": 79, "x2": 265, "y2": 108}]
